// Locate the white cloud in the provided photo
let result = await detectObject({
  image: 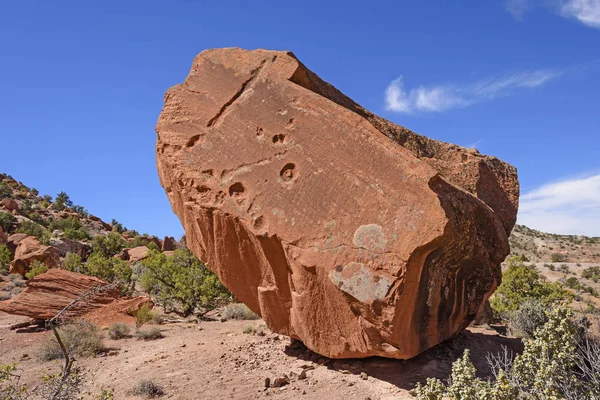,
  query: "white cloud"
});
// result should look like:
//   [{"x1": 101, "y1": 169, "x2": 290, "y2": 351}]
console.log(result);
[
  {"x1": 518, "y1": 174, "x2": 600, "y2": 236},
  {"x1": 560, "y1": 0, "x2": 600, "y2": 28},
  {"x1": 384, "y1": 70, "x2": 561, "y2": 114},
  {"x1": 505, "y1": 0, "x2": 600, "y2": 29}
]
